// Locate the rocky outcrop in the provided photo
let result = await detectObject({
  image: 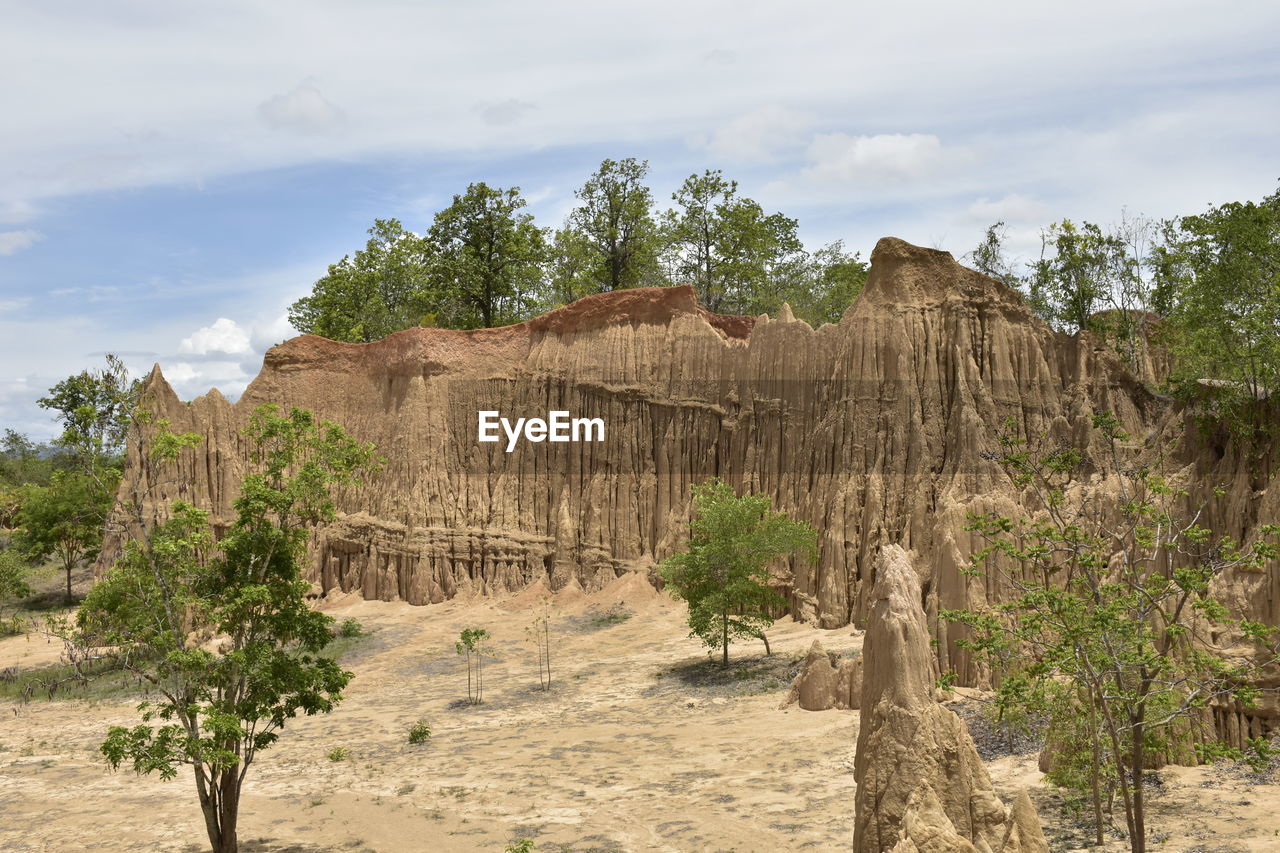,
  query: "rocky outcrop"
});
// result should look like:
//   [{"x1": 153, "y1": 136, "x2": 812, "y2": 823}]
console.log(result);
[
  {"x1": 781, "y1": 640, "x2": 862, "y2": 710},
  {"x1": 853, "y1": 546, "x2": 1047, "y2": 853},
  {"x1": 100, "y1": 237, "x2": 1279, "y2": 702}
]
